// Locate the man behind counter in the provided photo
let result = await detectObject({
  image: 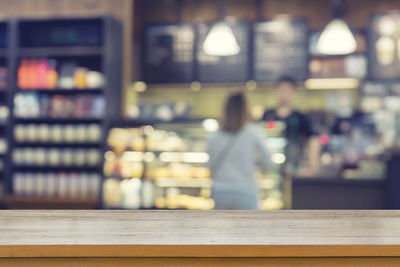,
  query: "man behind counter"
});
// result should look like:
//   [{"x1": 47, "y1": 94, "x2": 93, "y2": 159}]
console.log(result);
[{"x1": 263, "y1": 76, "x2": 320, "y2": 176}]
